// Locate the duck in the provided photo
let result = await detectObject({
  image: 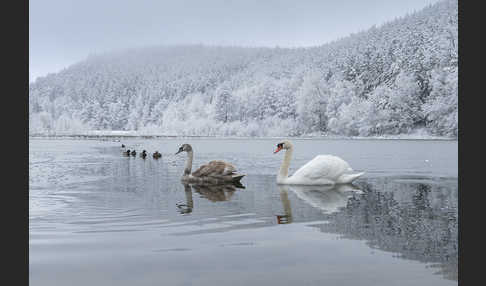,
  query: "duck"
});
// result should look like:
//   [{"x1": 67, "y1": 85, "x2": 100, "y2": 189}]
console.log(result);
[
  {"x1": 152, "y1": 151, "x2": 162, "y2": 159},
  {"x1": 274, "y1": 140, "x2": 364, "y2": 185},
  {"x1": 124, "y1": 149, "x2": 131, "y2": 156},
  {"x1": 175, "y1": 143, "x2": 245, "y2": 185},
  {"x1": 121, "y1": 144, "x2": 125, "y2": 148},
  {"x1": 140, "y1": 150, "x2": 147, "y2": 159},
  {"x1": 130, "y1": 150, "x2": 137, "y2": 156}
]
